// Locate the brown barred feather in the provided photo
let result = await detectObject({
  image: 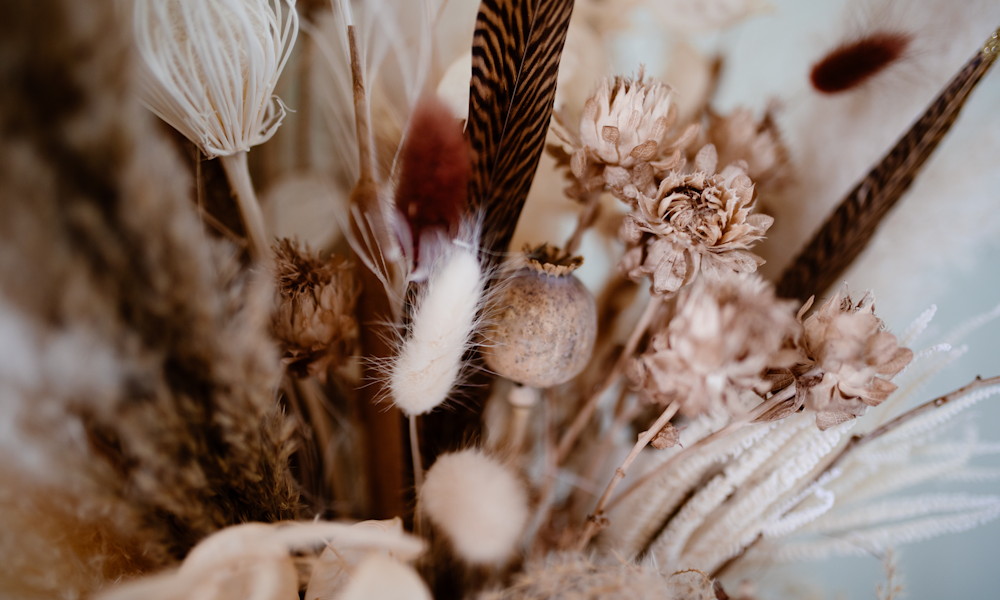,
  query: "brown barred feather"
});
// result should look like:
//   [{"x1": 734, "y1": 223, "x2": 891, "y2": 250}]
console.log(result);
[
  {"x1": 777, "y1": 28, "x2": 1000, "y2": 302},
  {"x1": 466, "y1": 0, "x2": 575, "y2": 260}
]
